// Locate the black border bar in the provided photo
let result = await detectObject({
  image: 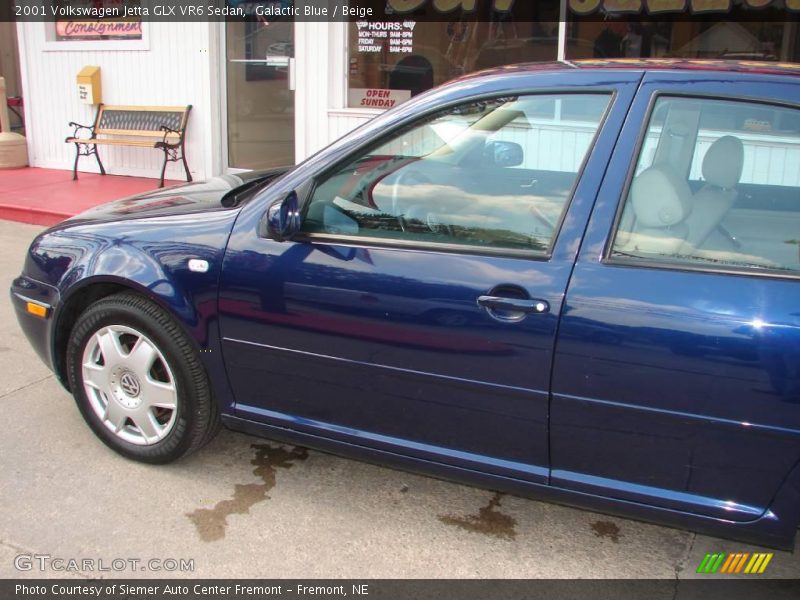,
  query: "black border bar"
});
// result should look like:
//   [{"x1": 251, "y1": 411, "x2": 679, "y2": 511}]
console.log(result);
[
  {"x1": 5, "y1": 579, "x2": 800, "y2": 600},
  {"x1": 2, "y1": 1, "x2": 799, "y2": 22}
]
